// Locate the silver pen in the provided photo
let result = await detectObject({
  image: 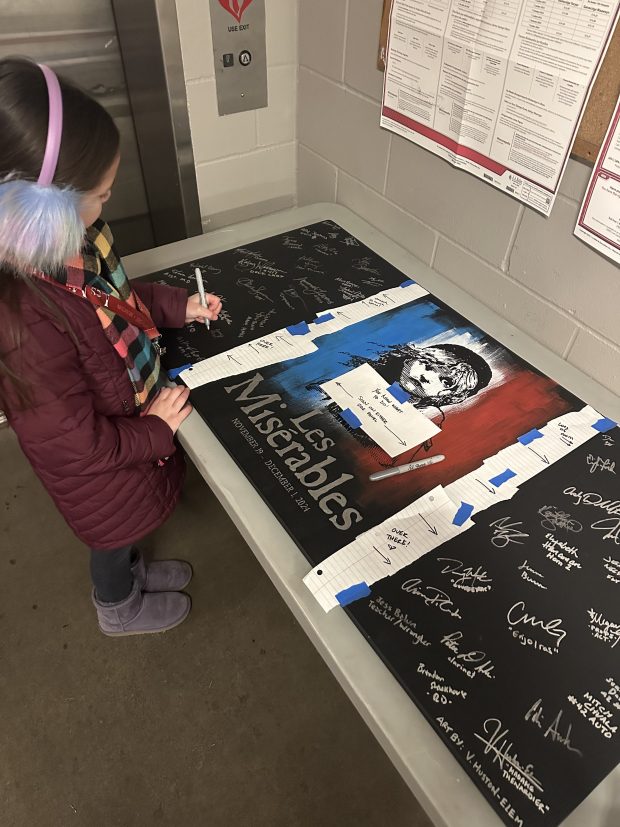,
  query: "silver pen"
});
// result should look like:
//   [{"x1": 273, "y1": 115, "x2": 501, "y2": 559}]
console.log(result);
[
  {"x1": 369, "y1": 454, "x2": 445, "y2": 481},
  {"x1": 194, "y1": 267, "x2": 210, "y2": 330}
]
